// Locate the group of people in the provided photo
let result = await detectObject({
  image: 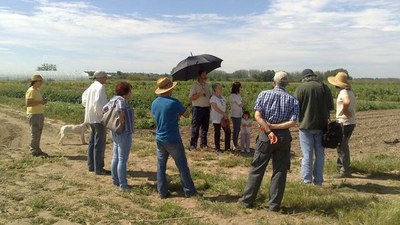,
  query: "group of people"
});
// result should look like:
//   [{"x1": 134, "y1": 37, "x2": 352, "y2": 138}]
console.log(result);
[
  {"x1": 25, "y1": 68, "x2": 356, "y2": 210},
  {"x1": 189, "y1": 70, "x2": 252, "y2": 153}
]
